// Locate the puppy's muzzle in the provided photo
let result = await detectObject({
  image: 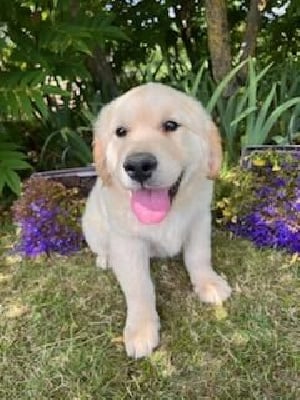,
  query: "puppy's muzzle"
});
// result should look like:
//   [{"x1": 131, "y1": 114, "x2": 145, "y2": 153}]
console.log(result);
[{"x1": 123, "y1": 152, "x2": 158, "y2": 184}]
